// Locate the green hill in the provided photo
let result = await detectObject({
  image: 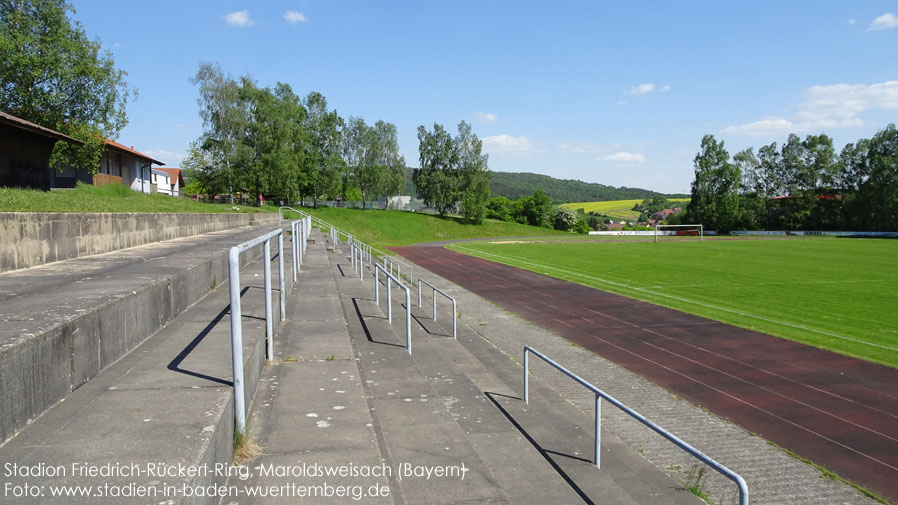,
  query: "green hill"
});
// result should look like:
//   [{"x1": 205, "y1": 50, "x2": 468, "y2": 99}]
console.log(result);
[{"x1": 403, "y1": 168, "x2": 667, "y2": 203}]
